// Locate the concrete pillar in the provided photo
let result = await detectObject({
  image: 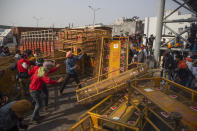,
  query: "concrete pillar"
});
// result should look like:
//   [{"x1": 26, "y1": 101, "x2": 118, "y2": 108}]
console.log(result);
[
  {"x1": 154, "y1": 0, "x2": 165, "y2": 63},
  {"x1": 144, "y1": 17, "x2": 150, "y2": 37}
]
